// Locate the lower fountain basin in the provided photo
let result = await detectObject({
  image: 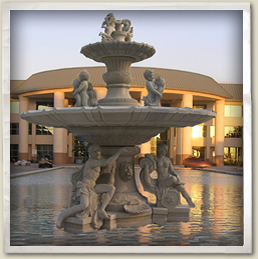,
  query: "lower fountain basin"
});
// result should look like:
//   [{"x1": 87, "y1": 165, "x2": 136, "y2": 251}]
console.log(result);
[{"x1": 21, "y1": 106, "x2": 216, "y2": 146}]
